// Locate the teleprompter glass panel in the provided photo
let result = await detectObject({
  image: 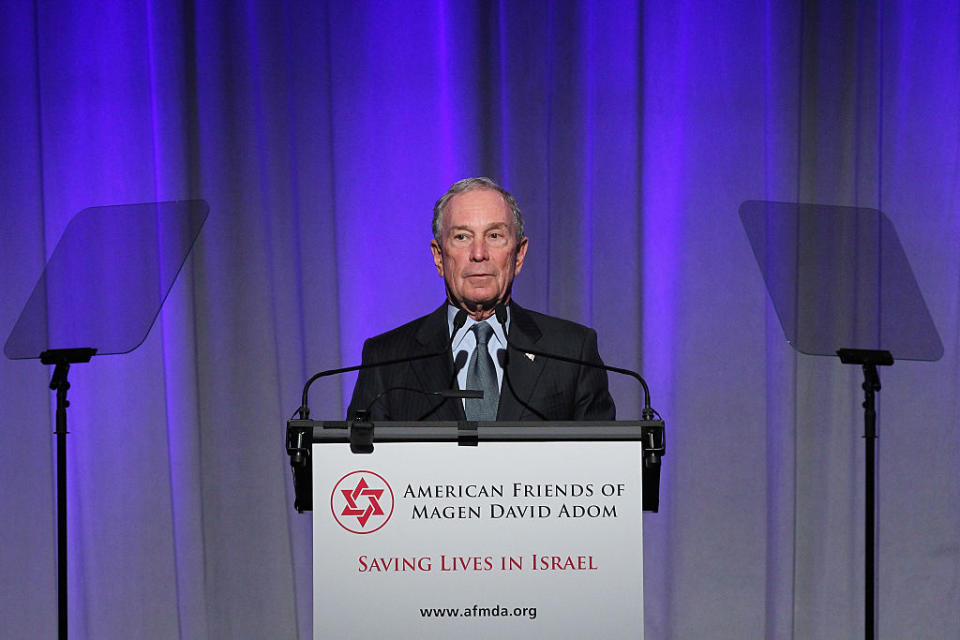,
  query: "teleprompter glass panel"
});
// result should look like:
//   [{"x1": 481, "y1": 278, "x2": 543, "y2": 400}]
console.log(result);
[
  {"x1": 739, "y1": 200, "x2": 942, "y2": 361},
  {"x1": 5, "y1": 200, "x2": 209, "y2": 359}
]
